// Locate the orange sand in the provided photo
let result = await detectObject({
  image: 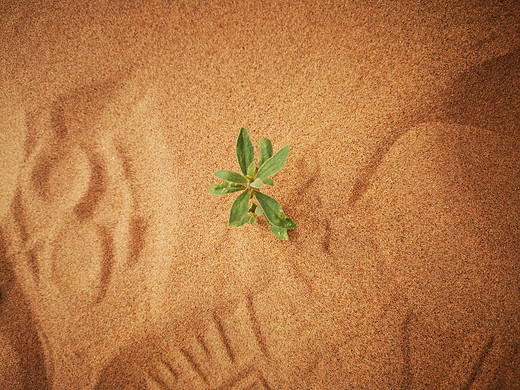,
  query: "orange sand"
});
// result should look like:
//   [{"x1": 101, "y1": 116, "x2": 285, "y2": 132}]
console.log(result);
[{"x1": 1, "y1": 1, "x2": 520, "y2": 388}]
